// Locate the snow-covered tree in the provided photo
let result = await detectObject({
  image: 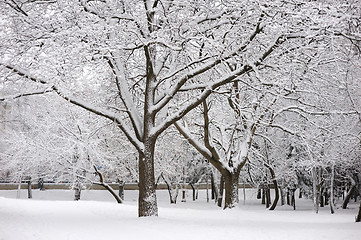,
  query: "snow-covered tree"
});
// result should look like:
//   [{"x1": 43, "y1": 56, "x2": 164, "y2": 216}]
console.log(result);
[{"x1": 1, "y1": 0, "x2": 360, "y2": 216}]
